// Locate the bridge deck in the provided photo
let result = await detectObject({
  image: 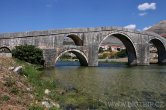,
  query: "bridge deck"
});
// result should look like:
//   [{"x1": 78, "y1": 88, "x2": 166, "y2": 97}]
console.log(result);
[{"x1": 0, "y1": 26, "x2": 160, "y2": 39}]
